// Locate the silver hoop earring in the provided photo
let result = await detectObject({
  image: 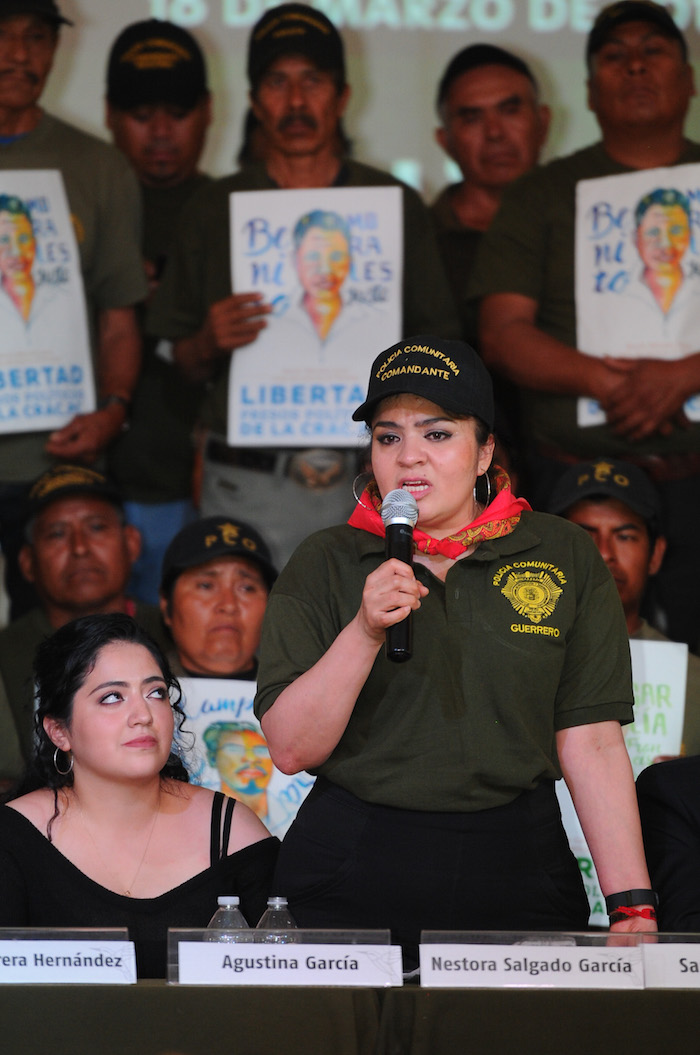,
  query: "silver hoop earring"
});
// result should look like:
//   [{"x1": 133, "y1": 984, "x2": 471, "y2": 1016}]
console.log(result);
[
  {"x1": 352, "y1": 471, "x2": 374, "y2": 507},
  {"x1": 53, "y1": 746, "x2": 73, "y2": 775}
]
